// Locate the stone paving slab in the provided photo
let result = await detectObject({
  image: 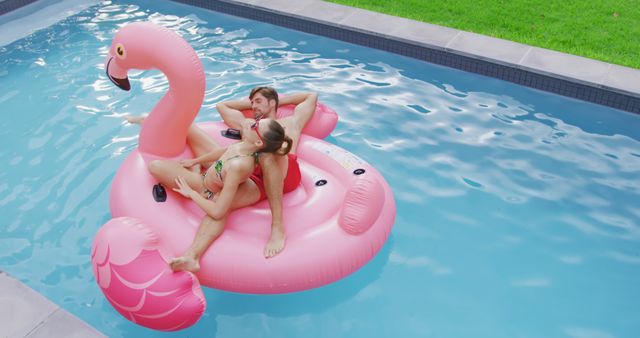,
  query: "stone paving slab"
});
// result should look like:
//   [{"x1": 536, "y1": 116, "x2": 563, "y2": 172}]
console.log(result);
[
  {"x1": 0, "y1": 271, "x2": 58, "y2": 338},
  {"x1": 390, "y1": 18, "x2": 460, "y2": 50},
  {"x1": 25, "y1": 309, "x2": 106, "y2": 338},
  {"x1": 446, "y1": 31, "x2": 531, "y2": 65},
  {"x1": 0, "y1": 271, "x2": 105, "y2": 338},
  {"x1": 519, "y1": 46, "x2": 612, "y2": 85},
  {"x1": 602, "y1": 64, "x2": 640, "y2": 96},
  {"x1": 296, "y1": 0, "x2": 352, "y2": 27},
  {"x1": 336, "y1": 7, "x2": 401, "y2": 36},
  {"x1": 254, "y1": 0, "x2": 311, "y2": 13}
]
